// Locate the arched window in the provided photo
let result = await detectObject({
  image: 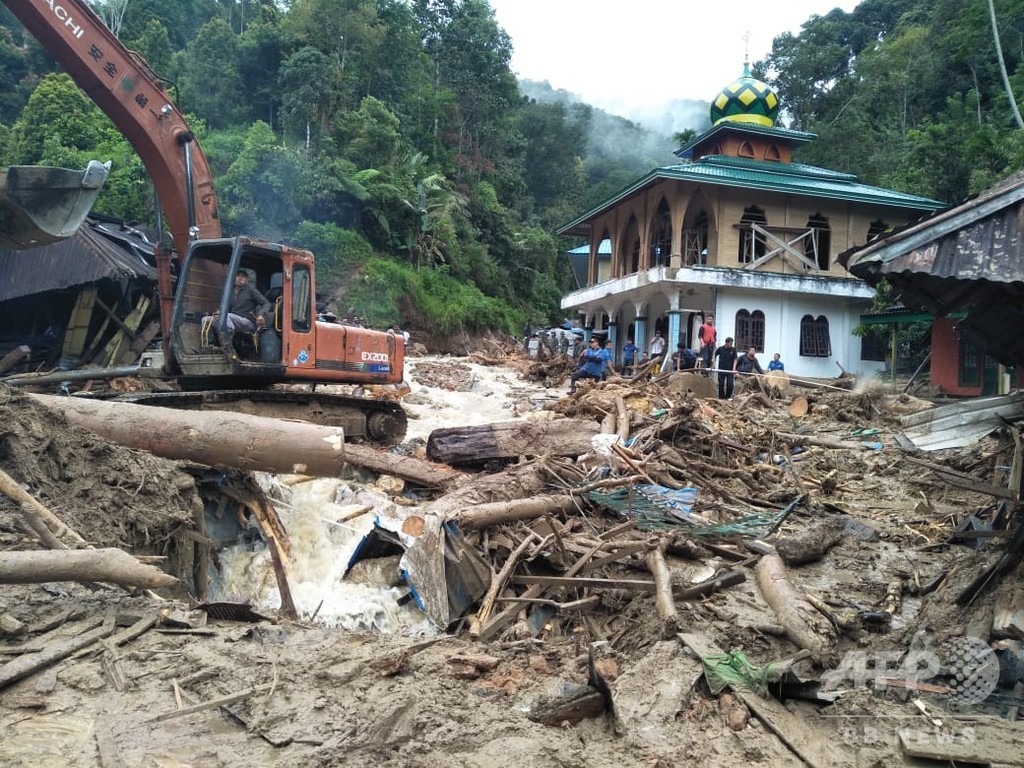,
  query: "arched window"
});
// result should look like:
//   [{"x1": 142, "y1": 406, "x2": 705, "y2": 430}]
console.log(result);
[
  {"x1": 765, "y1": 144, "x2": 782, "y2": 162},
  {"x1": 800, "y1": 315, "x2": 831, "y2": 357},
  {"x1": 648, "y1": 198, "x2": 672, "y2": 267},
  {"x1": 623, "y1": 215, "x2": 640, "y2": 275},
  {"x1": 735, "y1": 309, "x2": 765, "y2": 352},
  {"x1": 738, "y1": 205, "x2": 767, "y2": 263},
  {"x1": 683, "y1": 210, "x2": 708, "y2": 265},
  {"x1": 738, "y1": 141, "x2": 755, "y2": 158},
  {"x1": 867, "y1": 220, "x2": 890, "y2": 242},
  {"x1": 804, "y1": 213, "x2": 831, "y2": 270}
]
